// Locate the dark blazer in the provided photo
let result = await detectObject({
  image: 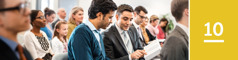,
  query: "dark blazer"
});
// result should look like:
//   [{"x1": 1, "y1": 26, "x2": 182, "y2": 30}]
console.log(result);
[
  {"x1": 145, "y1": 28, "x2": 156, "y2": 41},
  {"x1": 51, "y1": 19, "x2": 60, "y2": 29},
  {"x1": 129, "y1": 24, "x2": 146, "y2": 47},
  {"x1": 160, "y1": 26, "x2": 189, "y2": 60},
  {"x1": 68, "y1": 23, "x2": 109, "y2": 60},
  {"x1": 0, "y1": 39, "x2": 33, "y2": 60},
  {"x1": 102, "y1": 25, "x2": 144, "y2": 60}
]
